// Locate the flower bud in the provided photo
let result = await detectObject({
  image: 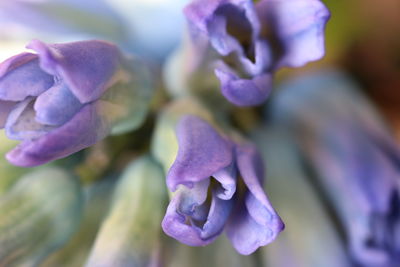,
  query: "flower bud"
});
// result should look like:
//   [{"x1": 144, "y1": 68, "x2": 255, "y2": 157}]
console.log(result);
[
  {"x1": 166, "y1": 0, "x2": 330, "y2": 106},
  {"x1": 85, "y1": 156, "x2": 167, "y2": 267},
  {"x1": 0, "y1": 167, "x2": 83, "y2": 266},
  {"x1": 0, "y1": 39, "x2": 153, "y2": 167},
  {"x1": 270, "y1": 70, "x2": 400, "y2": 266}
]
